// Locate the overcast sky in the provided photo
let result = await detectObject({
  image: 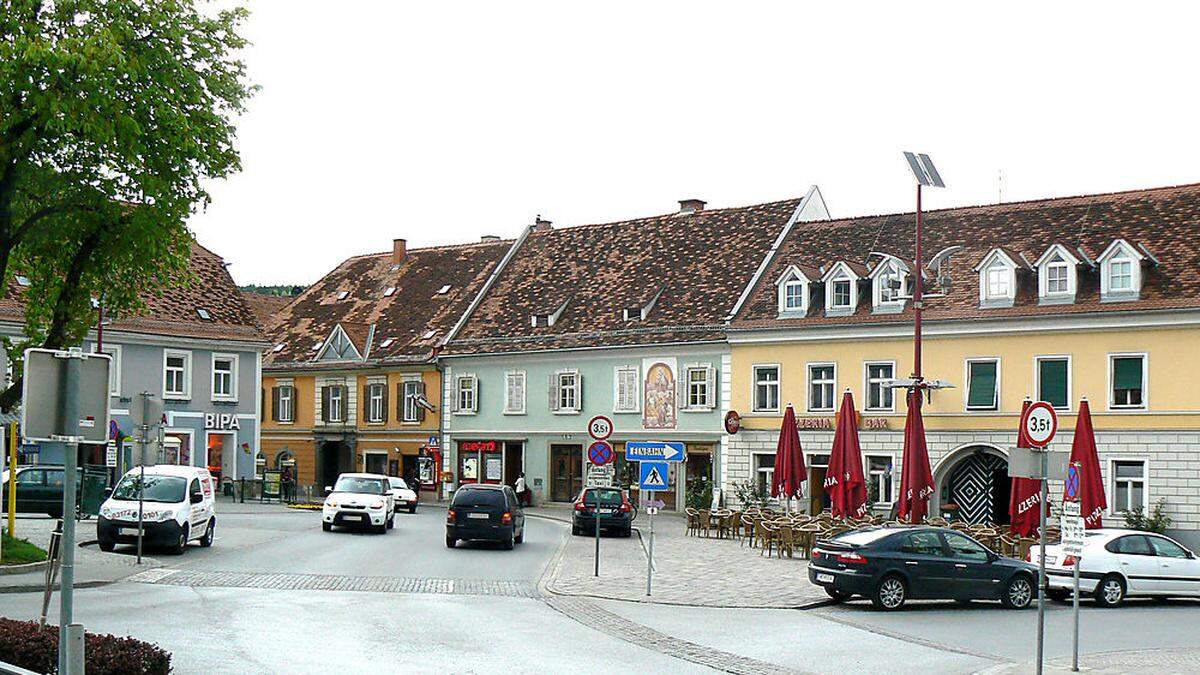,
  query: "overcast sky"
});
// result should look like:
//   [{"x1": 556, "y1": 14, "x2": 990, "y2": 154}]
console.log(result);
[{"x1": 191, "y1": 1, "x2": 1200, "y2": 286}]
